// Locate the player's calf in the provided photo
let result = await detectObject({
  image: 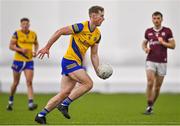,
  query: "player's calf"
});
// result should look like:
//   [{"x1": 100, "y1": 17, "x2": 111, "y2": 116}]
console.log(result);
[{"x1": 86, "y1": 81, "x2": 93, "y2": 91}]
